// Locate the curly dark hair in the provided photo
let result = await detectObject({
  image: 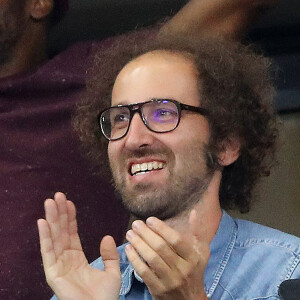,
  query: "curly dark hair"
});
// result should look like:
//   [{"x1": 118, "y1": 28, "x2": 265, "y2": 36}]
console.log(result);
[{"x1": 73, "y1": 29, "x2": 278, "y2": 213}]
